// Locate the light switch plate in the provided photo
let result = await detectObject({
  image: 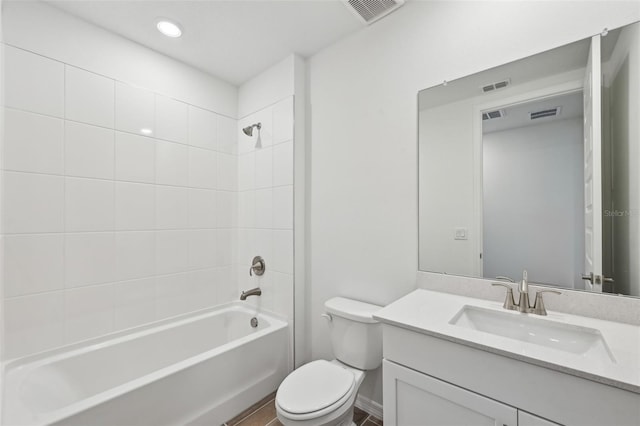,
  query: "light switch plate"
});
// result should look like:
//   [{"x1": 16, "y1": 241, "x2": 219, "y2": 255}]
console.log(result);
[{"x1": 454, "y1": 227, "x2": 468, "y2": 240}]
